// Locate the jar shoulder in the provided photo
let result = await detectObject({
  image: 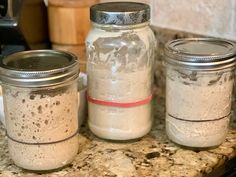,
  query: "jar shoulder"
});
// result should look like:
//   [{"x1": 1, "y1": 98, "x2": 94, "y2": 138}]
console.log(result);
[{"x1": 86, "y1": 26, "x2": 155, "y2": 48}]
